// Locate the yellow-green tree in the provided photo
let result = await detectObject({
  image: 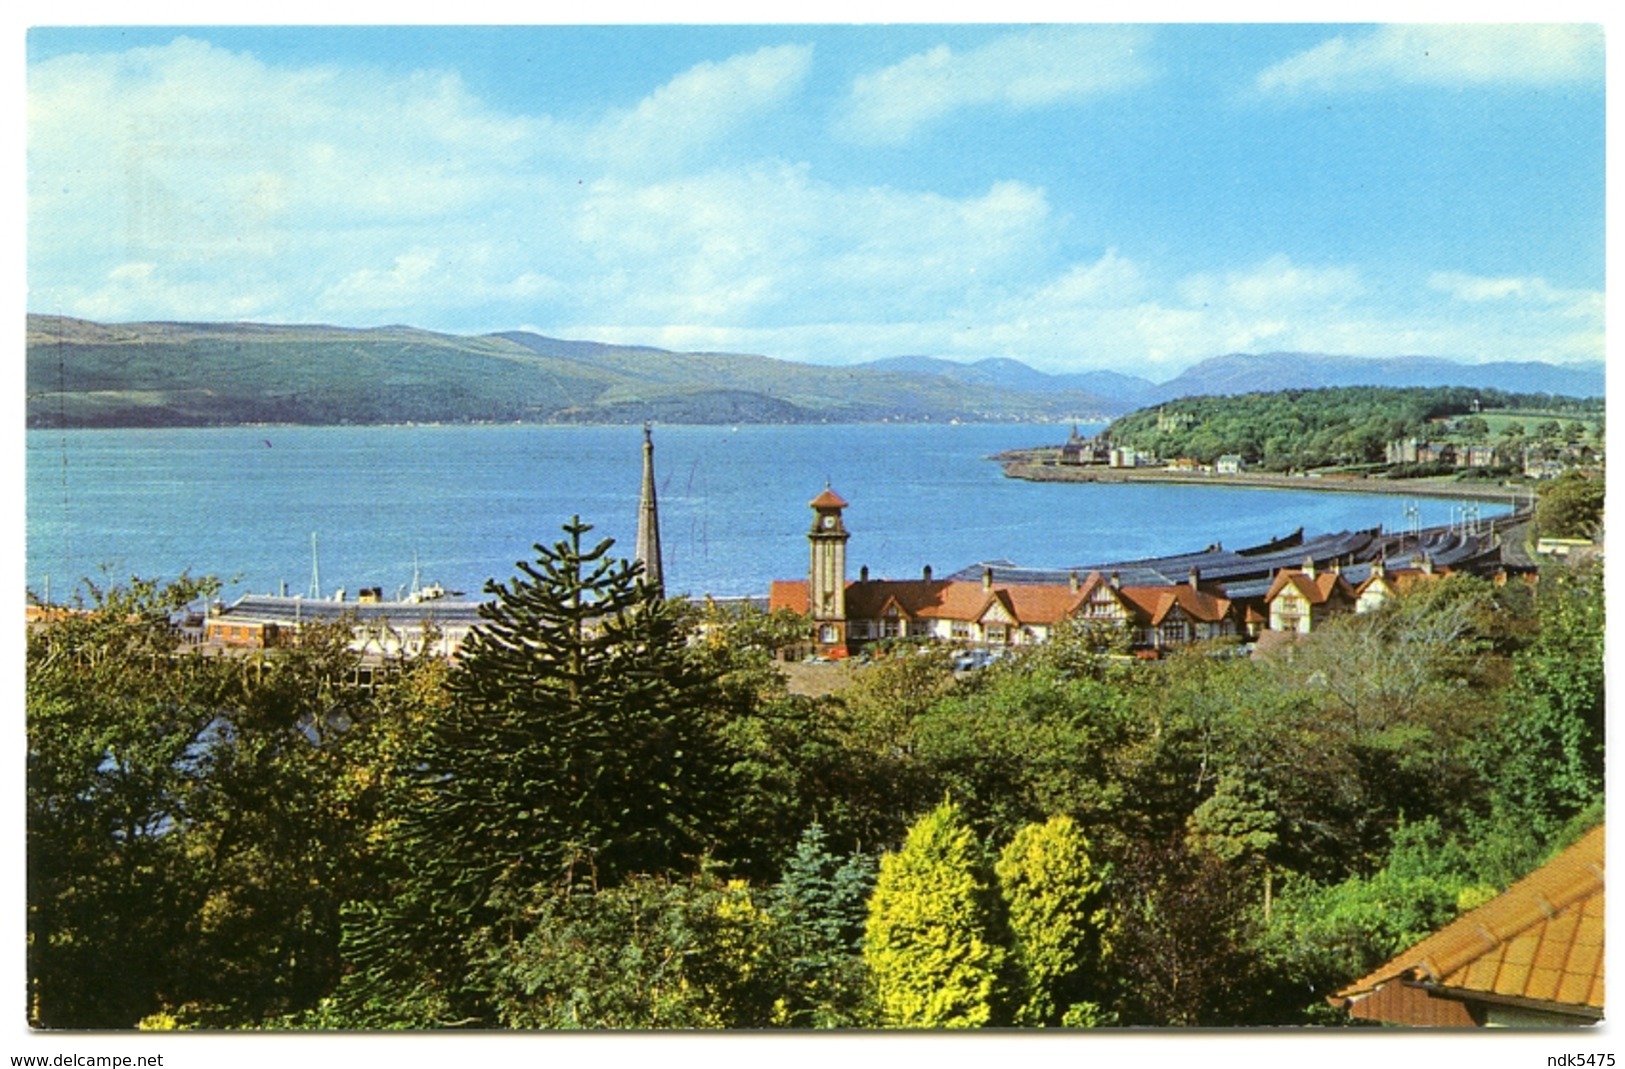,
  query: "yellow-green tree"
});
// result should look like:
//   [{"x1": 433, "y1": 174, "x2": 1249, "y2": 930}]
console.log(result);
[
  {"x1": 995, "y1": 815, "x2": 1111, "y2": 1026},
  {"x1": 862, "y1": 800, "x2": 1006, "y2": 1028}
]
